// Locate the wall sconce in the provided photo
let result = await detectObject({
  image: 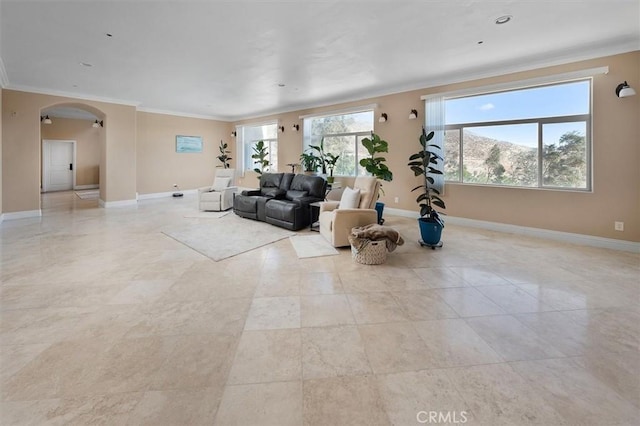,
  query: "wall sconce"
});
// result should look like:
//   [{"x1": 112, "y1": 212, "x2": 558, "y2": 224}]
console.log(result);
[
  {"x1": 231, "y1": 131, "x2": 237, "y2": 137},
  {"x1": 291, "y1": 124, "x2": 299, "y2": 132},
  {"x1": 278, "y1": 125, "x2": 285, "y2": 133},
  {"x1": 378, "y1": 113, "x2": 388, "y2": 123},
  {"x1": 409, "y1": 109, "x2": 418, "y2": 120},
  {"x1": 40, "y1": 115, "x2": 52, "y2": 124},
  {"x1": 615, "y1": 81, "x2": 636, "y2": 98},
  {"x1": 92, "y1": 120, "x2": 103, "y2": 128}
]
